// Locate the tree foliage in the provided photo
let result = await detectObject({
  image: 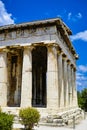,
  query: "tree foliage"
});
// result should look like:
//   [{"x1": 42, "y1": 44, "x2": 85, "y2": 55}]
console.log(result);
[
  {"x1": 19, "y1": 107, "x2": 40, "y2": 130},
  {"x1": 77, "y1": 88, "x2": 87, "y2": 111},
  {"x1": 0, "y1": 112, "x2": 14, "y2": 130}
]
